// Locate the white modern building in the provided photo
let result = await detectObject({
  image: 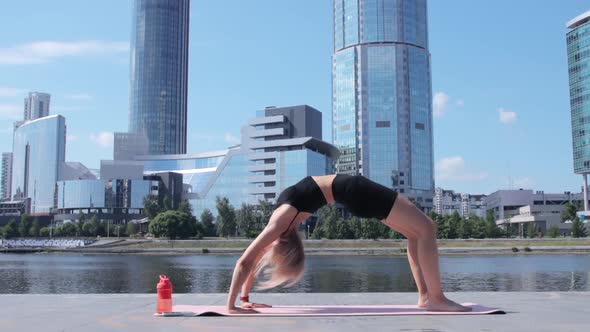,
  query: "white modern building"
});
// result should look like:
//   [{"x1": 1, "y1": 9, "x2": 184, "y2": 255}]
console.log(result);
[
  {"x1": 434, "y1": 188, "x2": 486, "y2": 218},
  {"x1": 485, "y1": 189, "x2": 584, "y2": 235}
]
